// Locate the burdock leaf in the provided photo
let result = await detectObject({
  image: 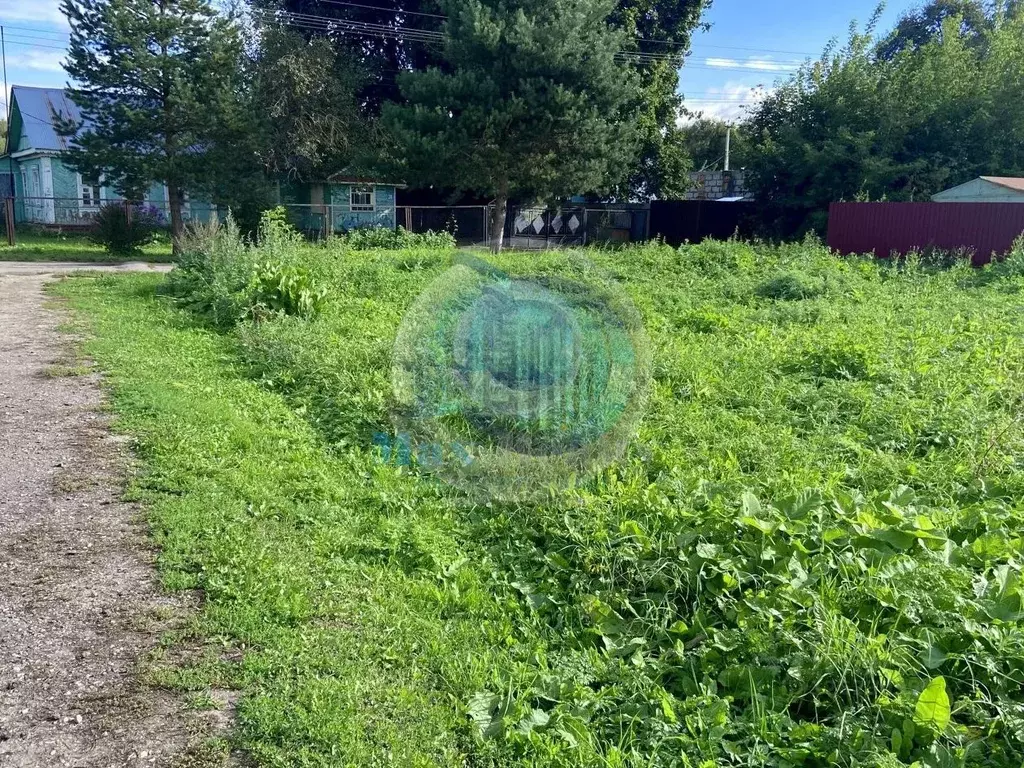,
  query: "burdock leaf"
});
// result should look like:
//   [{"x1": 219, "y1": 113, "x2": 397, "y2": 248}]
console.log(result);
[{"x1": 913, "y1": 676, "x2": 951, "y2": 733}]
